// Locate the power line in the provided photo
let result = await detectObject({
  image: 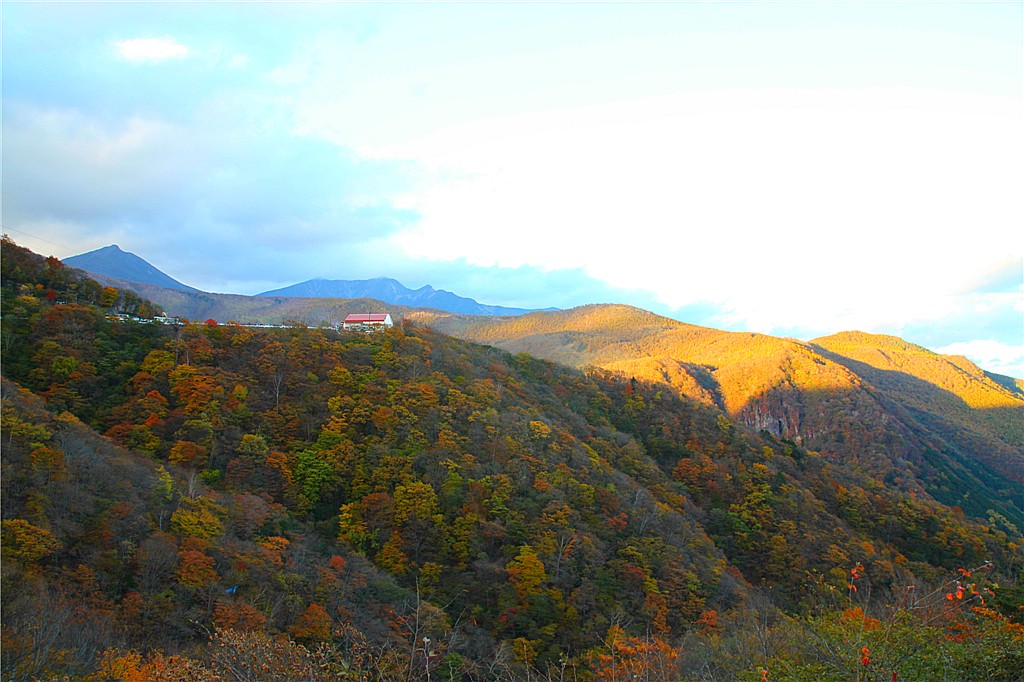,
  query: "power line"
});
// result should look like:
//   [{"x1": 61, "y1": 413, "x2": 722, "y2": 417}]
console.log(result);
[{"x1": 0, "y1": 225, "x2": 74, "y2": 252}]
